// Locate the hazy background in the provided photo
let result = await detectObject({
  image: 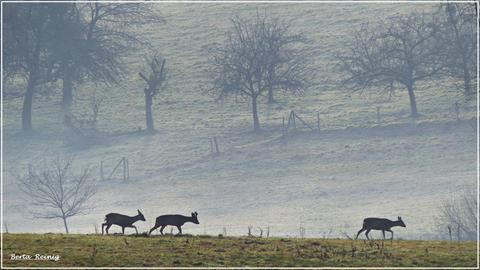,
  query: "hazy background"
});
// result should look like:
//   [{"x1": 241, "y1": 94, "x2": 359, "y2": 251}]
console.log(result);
[{"x1": 2, "y1": 3, "x2": 477, "y2": 239}]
